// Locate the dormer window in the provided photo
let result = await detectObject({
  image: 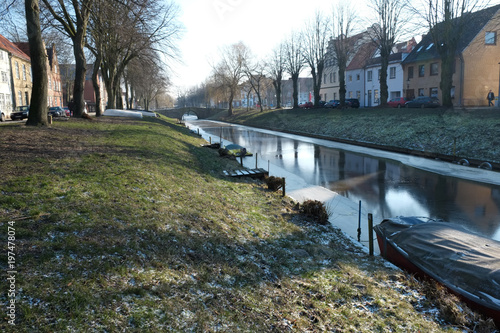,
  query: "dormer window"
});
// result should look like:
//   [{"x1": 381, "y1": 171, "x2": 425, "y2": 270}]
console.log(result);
[{"x1": 485, "y1": 31, "x2": 496, "y2": 45}]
